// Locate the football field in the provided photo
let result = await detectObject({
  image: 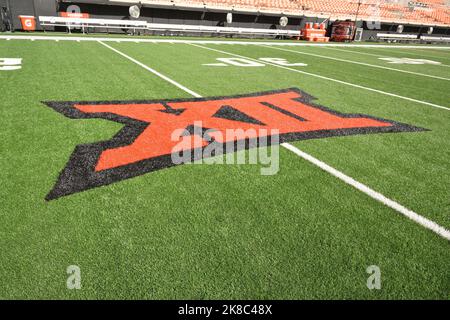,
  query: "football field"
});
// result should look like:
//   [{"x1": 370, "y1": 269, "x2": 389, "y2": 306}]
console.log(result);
[{"x1": 0, "y1": 34, "x2": 449, "y2": 299}]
